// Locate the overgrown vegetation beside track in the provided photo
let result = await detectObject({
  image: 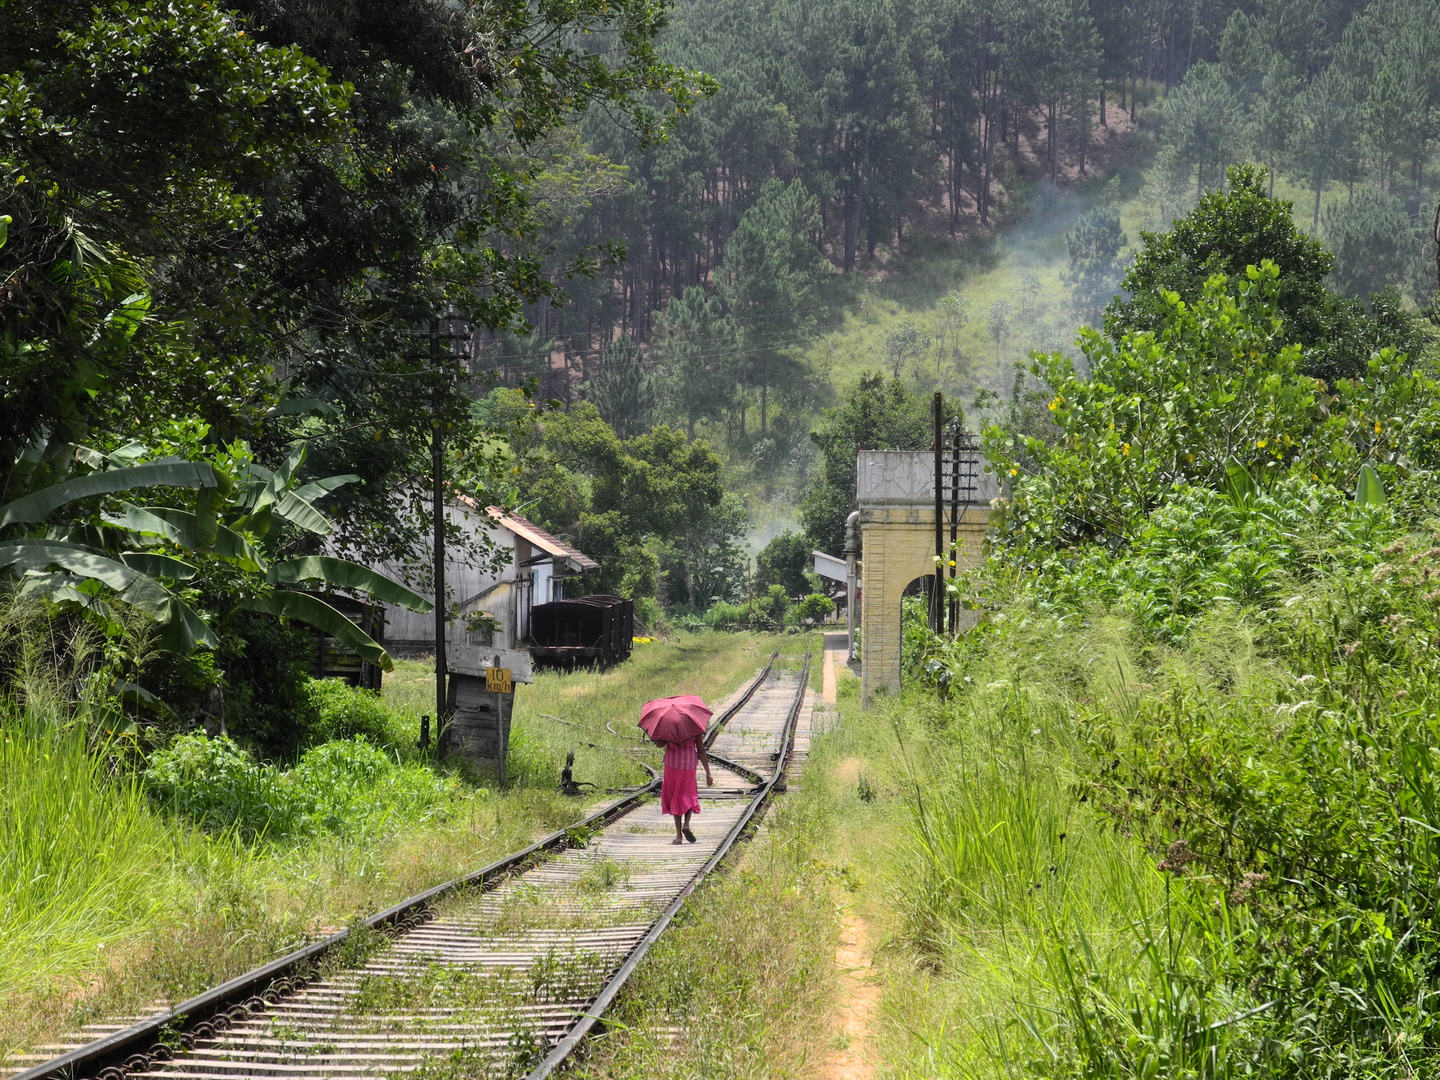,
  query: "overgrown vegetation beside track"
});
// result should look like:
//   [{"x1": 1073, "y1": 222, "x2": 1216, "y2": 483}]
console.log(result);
[
  {"x1": 0, "y1": 631, "x2": 778, "y2": 1067},
  {"x1": 800, "y1": 180, "x2": 1440, "y2": 1076}
]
